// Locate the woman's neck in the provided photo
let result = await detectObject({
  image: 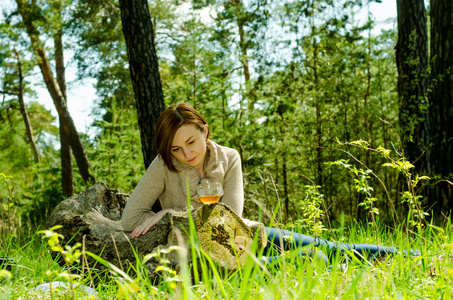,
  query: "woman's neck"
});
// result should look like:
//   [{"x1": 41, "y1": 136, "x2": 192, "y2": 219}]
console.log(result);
[
  {"x1": 196, "y1": 167, "x2": 204, "y2": 179},
  {"x1": 196, "y1": 146, "x2": 210, "y2": 178}
]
